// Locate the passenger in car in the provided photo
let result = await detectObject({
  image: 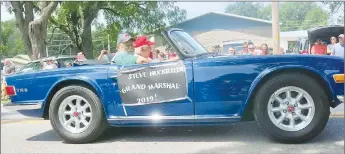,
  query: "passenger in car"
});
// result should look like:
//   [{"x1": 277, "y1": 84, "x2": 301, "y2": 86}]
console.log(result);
[
  {"x1": 112, "y1": 33, "x2": 152, "y2": 65},
  {"x1": 135, "y1": 36, "x2": 180, "y2": 63},
  {"x1": 41, "y1": 58, "x2": 58, "y2": 70},
  {"x1": 134, "y1": 35, "x2": 155, "y2": 60}
]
